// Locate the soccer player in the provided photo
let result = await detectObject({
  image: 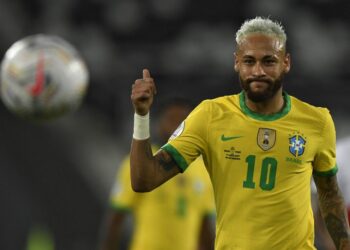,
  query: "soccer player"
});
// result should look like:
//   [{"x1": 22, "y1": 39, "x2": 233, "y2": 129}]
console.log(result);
[
  {"x1": 129, "y1": 17, "x2": 350, "y2": 249},
  {"x1": 99, "y1": 98, "x2": 215, "y2": 250}
]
